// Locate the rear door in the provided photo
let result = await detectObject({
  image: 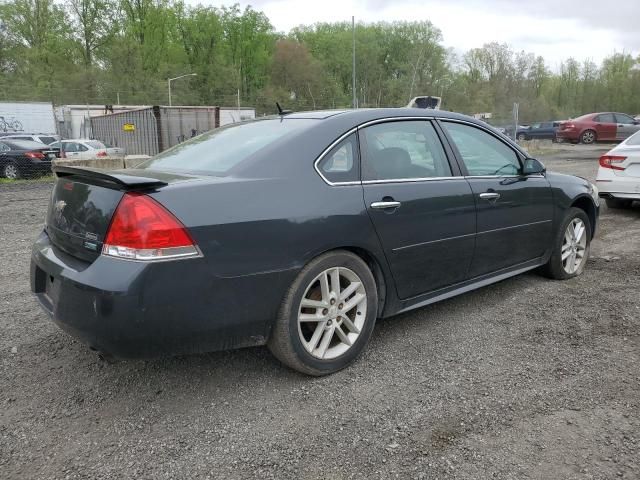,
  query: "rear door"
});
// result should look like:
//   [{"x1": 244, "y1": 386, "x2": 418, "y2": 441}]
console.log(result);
[
  {"x1": 614, "y1": 113, "x2": 640, "y2": 140},
  {"x1": 360, "y1": 119, "x2": 477, "y2": 299},
  {"x1": 439, "y1": 120, "x2": 554, "y2": 278},
  {"x1": 593, "y1": 113, "x2": 617, "y2": 141}
]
